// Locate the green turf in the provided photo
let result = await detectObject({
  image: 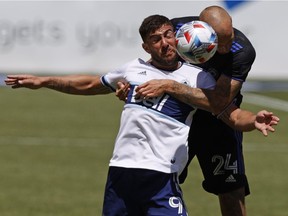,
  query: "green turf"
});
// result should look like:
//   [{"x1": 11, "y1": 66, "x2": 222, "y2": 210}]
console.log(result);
[{"x1": 0, "y1": 87, "x2": 287, "y2": 216}]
